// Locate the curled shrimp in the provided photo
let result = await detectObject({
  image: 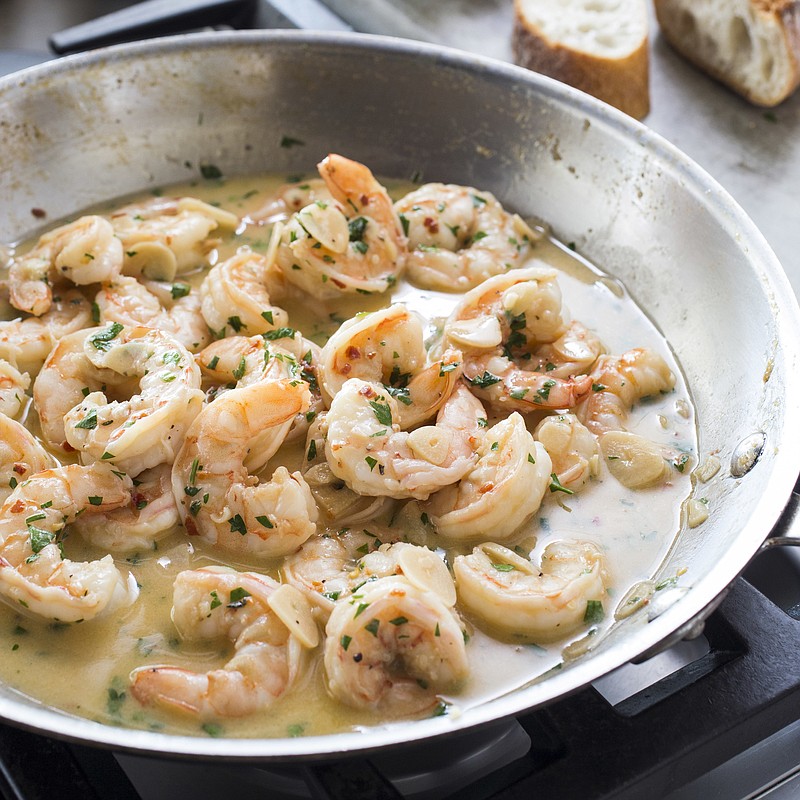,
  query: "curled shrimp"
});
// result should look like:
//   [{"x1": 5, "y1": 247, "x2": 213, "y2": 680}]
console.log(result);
[
  {"x1": 199, "y1": 248, "x2": 290, "y2": 338},
  {"x1": 453, "y1": 541, "x2": 609, "y2": 643},
  {"x1": 197, "y1": 332, "x2": 323, "y2": 464},
  {"x1": 442, "y1": 269, "x2": 594, "y2": 412},
  {"x1": 72, "y1": 464, "x2": 179, "y2": 553},
  {"x1": 324, "y1": 574, "x2": 468, "y2": 713},
  {"x1": 301, "y1": 412, "x2": 393, "y2": 526},
  {"x1": 0, "y1": 463, "x2": 138, "y2": 622},
  {"x1": 95, "y1": 275, "x2": 211, "y2": 353},
  {"x1": 0, "y1": 358, "x2": 30, "y2": 419},
  {"x1": 425, "y1": 412, "x2": 552, "y2": 541},
  {"x1": 283, "y1": 530, "x2": 413, "y2": 617},
  {"x1": 110, "y1": 196, "x2": 238, "y2": 281},
  {"x1": 325, "y1": 380, "x2": 485, "y2": 501},
  {"x1": 8, "y1": 216, "x2": 123, "y2": 316},
  {"x1": 534, "y1": 413, "x2": 600, "y2": 491},
  {"x1": 0, "y1": 416, "x2": 56, "y2": 505},
  {"x1": 171, "y1": 379, "x2": 318, "y2": 559},
  {"x1": 394, "y1": 182, "x2": 541, "y2": 291},
  {"x1": 274, "y1": 154, "x2": 406, "y2": 299},
  {"x1": 34, "y1": 324, "x2": 204, "y2": 474},
  {"x1": 320, "y1": 304, "x2": 463, "y2": 428},
  {"x1": 130, "y1": 566, "x2": 311, "y2": 718},
  {"x1": 0, "y1": 288, "x2": 93, "y2": 377},
  {"x1": 577, "y1": 348, "x2": 676, "y2": 435}
]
